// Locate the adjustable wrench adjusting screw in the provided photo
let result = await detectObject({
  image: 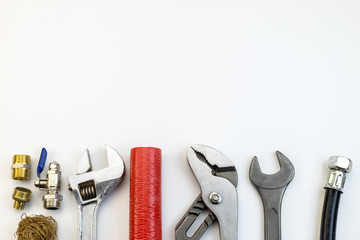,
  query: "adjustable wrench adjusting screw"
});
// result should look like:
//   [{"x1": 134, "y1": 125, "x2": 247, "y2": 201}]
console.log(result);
[
  {"x1": 79, "y1": 180, "x2": 97, "y2": 201},
  {"x1": 209, "y1": 192, "x2": 222, "y2": 204}
]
